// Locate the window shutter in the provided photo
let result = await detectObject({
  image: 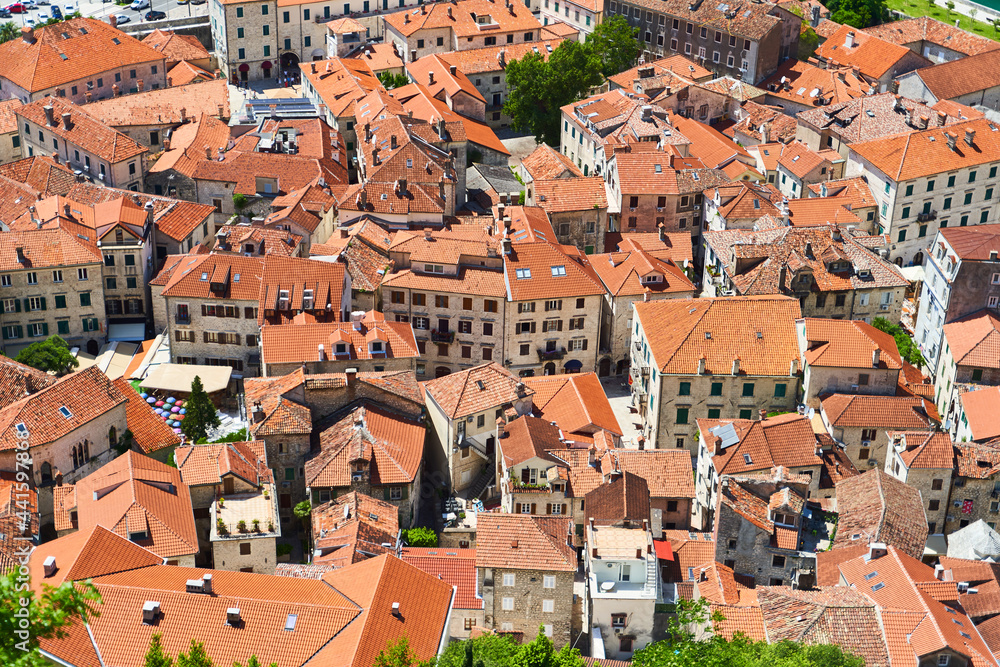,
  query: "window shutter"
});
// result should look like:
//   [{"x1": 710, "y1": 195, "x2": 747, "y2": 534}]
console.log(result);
[
  {"x1": 0, "y1": 300, "x2": 4, "y2": 314},
  {"x1": 402, "y1": 486, "x2": 409, "y2": 500},
  {"x1": 516, "y1": 503, "x2": 522, "y2": 513},
  {"x1": 531, "y1": 322, "x2": 536, "y2": 333},
  {"x1": 557, "y1": 320, "x2": 563, "y2": 331},
  {"x1": 14, "y1": 300, "x2": 20, "y2": 313},
  {"x1": 203, "y1": 332, "x2": 209, "y2": 343},
  {"x1": 582, "y1": 339, "x2": 588, "y2": 350},
  {"x1": 530, "y1": 503, "x2": 537, "y2": 514},
  {"x1": 546, "y1": 503, "x2": 551, "y2": 514},
  {"x1": 245, "y1": 306, "x2": 253, "y2": 318},
  {"x1": 23, "y1": 299, "x2": 29, "y2": 312},
  {"x1": 40, "y1": 297, "x2": 46, "y2": 310},
  {"x1": 41, "y1": 323, "x2": 48, "y2": 336},
  {"x1": 201, "y1": 304, "x2": 208, "y2": 316},
  {"x1": 383, "y1": 487, "x2": 390, "y2": 501},
  {"x1": 16, "y1": 326, "x2": 22, "y2": 338},
  {"x1": 1, "y1": 328, "x2": 7, "y2": 340}
]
